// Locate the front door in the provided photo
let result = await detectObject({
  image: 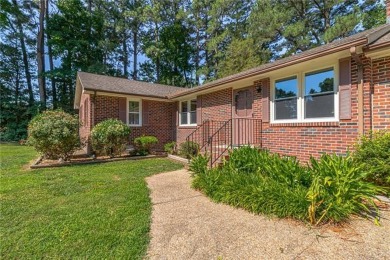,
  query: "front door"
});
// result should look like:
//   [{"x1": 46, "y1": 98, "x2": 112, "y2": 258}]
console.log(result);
[{"x1": 233, "y1": 87, "x2": 254, "y2": 146}]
